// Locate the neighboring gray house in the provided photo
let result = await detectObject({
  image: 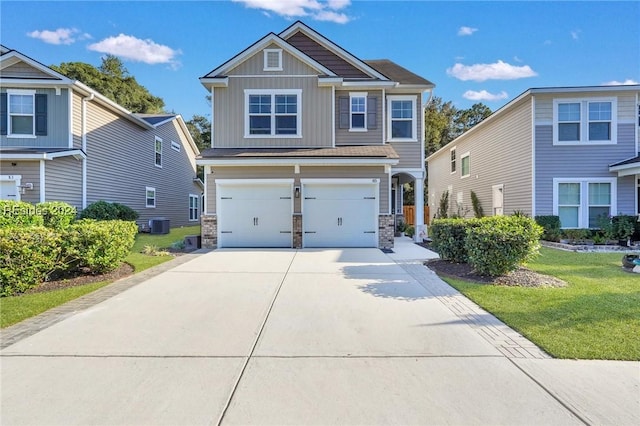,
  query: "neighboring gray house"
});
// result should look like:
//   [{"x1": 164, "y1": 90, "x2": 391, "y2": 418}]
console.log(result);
[
  {"x1": 427, "y1": 85, "x2": 640, "y2": 228},
  {"x1": 197, "y1": 21, "x2": 434, "y2": 248},
  {"x1": 0, "y1": 46, "x2": 202, "y2": 229}
]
